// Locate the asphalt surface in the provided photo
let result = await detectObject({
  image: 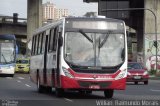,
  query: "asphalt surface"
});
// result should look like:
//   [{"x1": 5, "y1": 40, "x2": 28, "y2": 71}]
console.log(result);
[{"x1": 0, "y1": 74, "x2": 160, "y2": 106}]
